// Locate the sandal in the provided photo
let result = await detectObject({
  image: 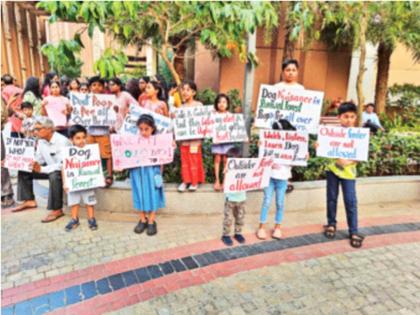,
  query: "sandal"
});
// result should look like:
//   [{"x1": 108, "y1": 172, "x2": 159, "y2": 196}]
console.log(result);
[
  {"x1": 11, "y1": 203, "x2": 37, "y2": 212},
  {"x1": 350, "y1": 234, "x2": 365, "y2": 248},
  {"x1": 105, "y1": 176, "x2": 113, "y2": 188},
  {"x1": 324, "y1": 225, "x2": 336, "y2": 239},
  {"x1": 286, "y1": 184, "x2": 294, "y2": 194},
  {"x1": 41, "y1": 212, "x2": 64, "y2": 223}
]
